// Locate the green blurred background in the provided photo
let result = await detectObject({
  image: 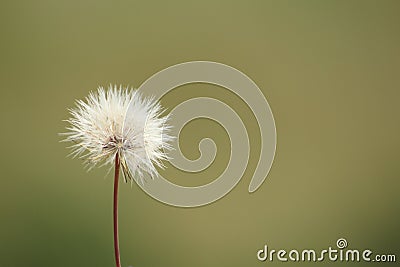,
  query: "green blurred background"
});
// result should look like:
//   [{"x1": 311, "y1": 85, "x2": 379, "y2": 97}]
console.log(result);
[{"x1": 0, "y1": 0, "x2": 399, "y2": 266}]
